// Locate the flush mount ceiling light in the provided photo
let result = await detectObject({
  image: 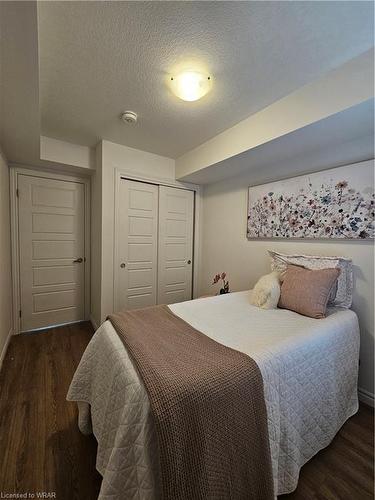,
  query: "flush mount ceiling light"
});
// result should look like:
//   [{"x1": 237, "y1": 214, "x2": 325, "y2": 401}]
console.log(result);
[{"x1": 170, "y1": 71, "x2": 212, "y2": 102}]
